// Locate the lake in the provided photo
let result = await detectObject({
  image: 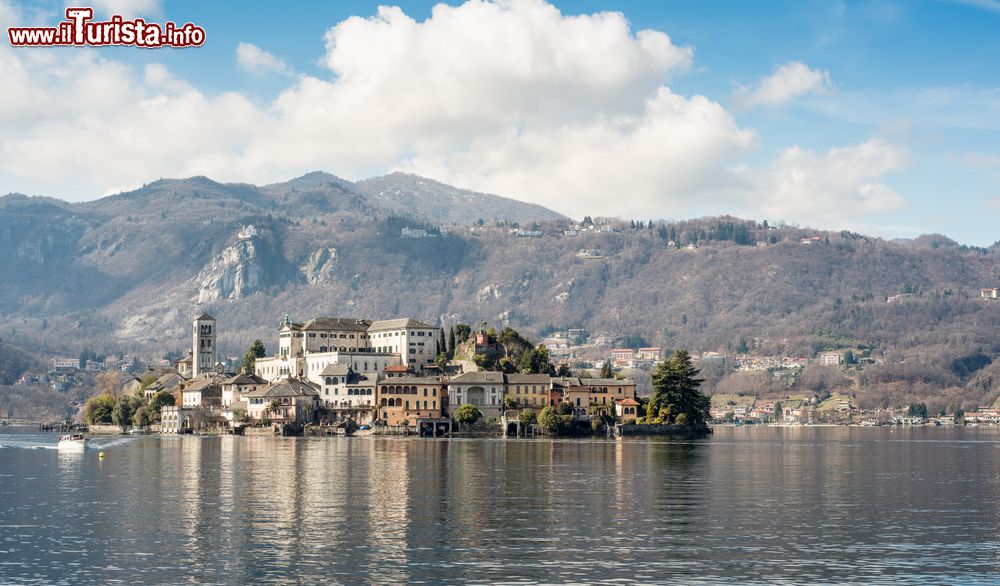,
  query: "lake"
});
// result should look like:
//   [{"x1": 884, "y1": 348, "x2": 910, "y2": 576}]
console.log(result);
[{"x1": 1, "y1": 426, "x2": 999, "y2": 584}]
